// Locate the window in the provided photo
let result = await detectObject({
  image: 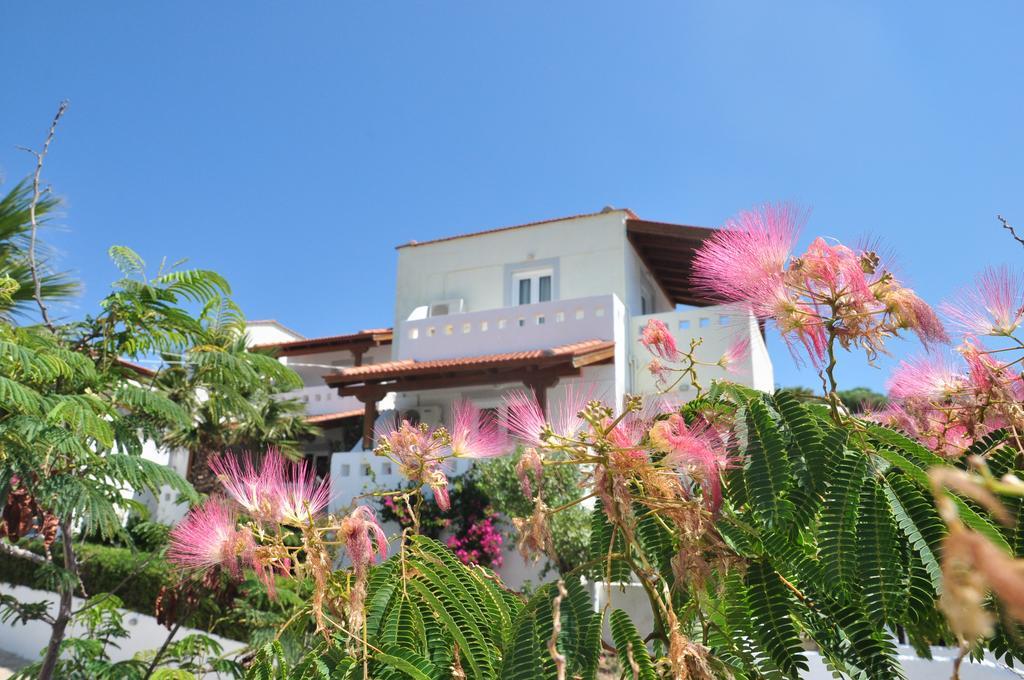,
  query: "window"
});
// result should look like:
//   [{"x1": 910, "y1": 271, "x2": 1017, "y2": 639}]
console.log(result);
[
  {"x1": 382, "y1": 462, "x2": 393, "y2": 476},
  {"x1": 512, "y1": 269, "x2": 553, "y2": 305},
  {"x1": 361, "y1": 463, "x2": 372, "y2": 477},
  {"x1": 340, "y1": 464, "x2": 351, "y2": 477}
]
